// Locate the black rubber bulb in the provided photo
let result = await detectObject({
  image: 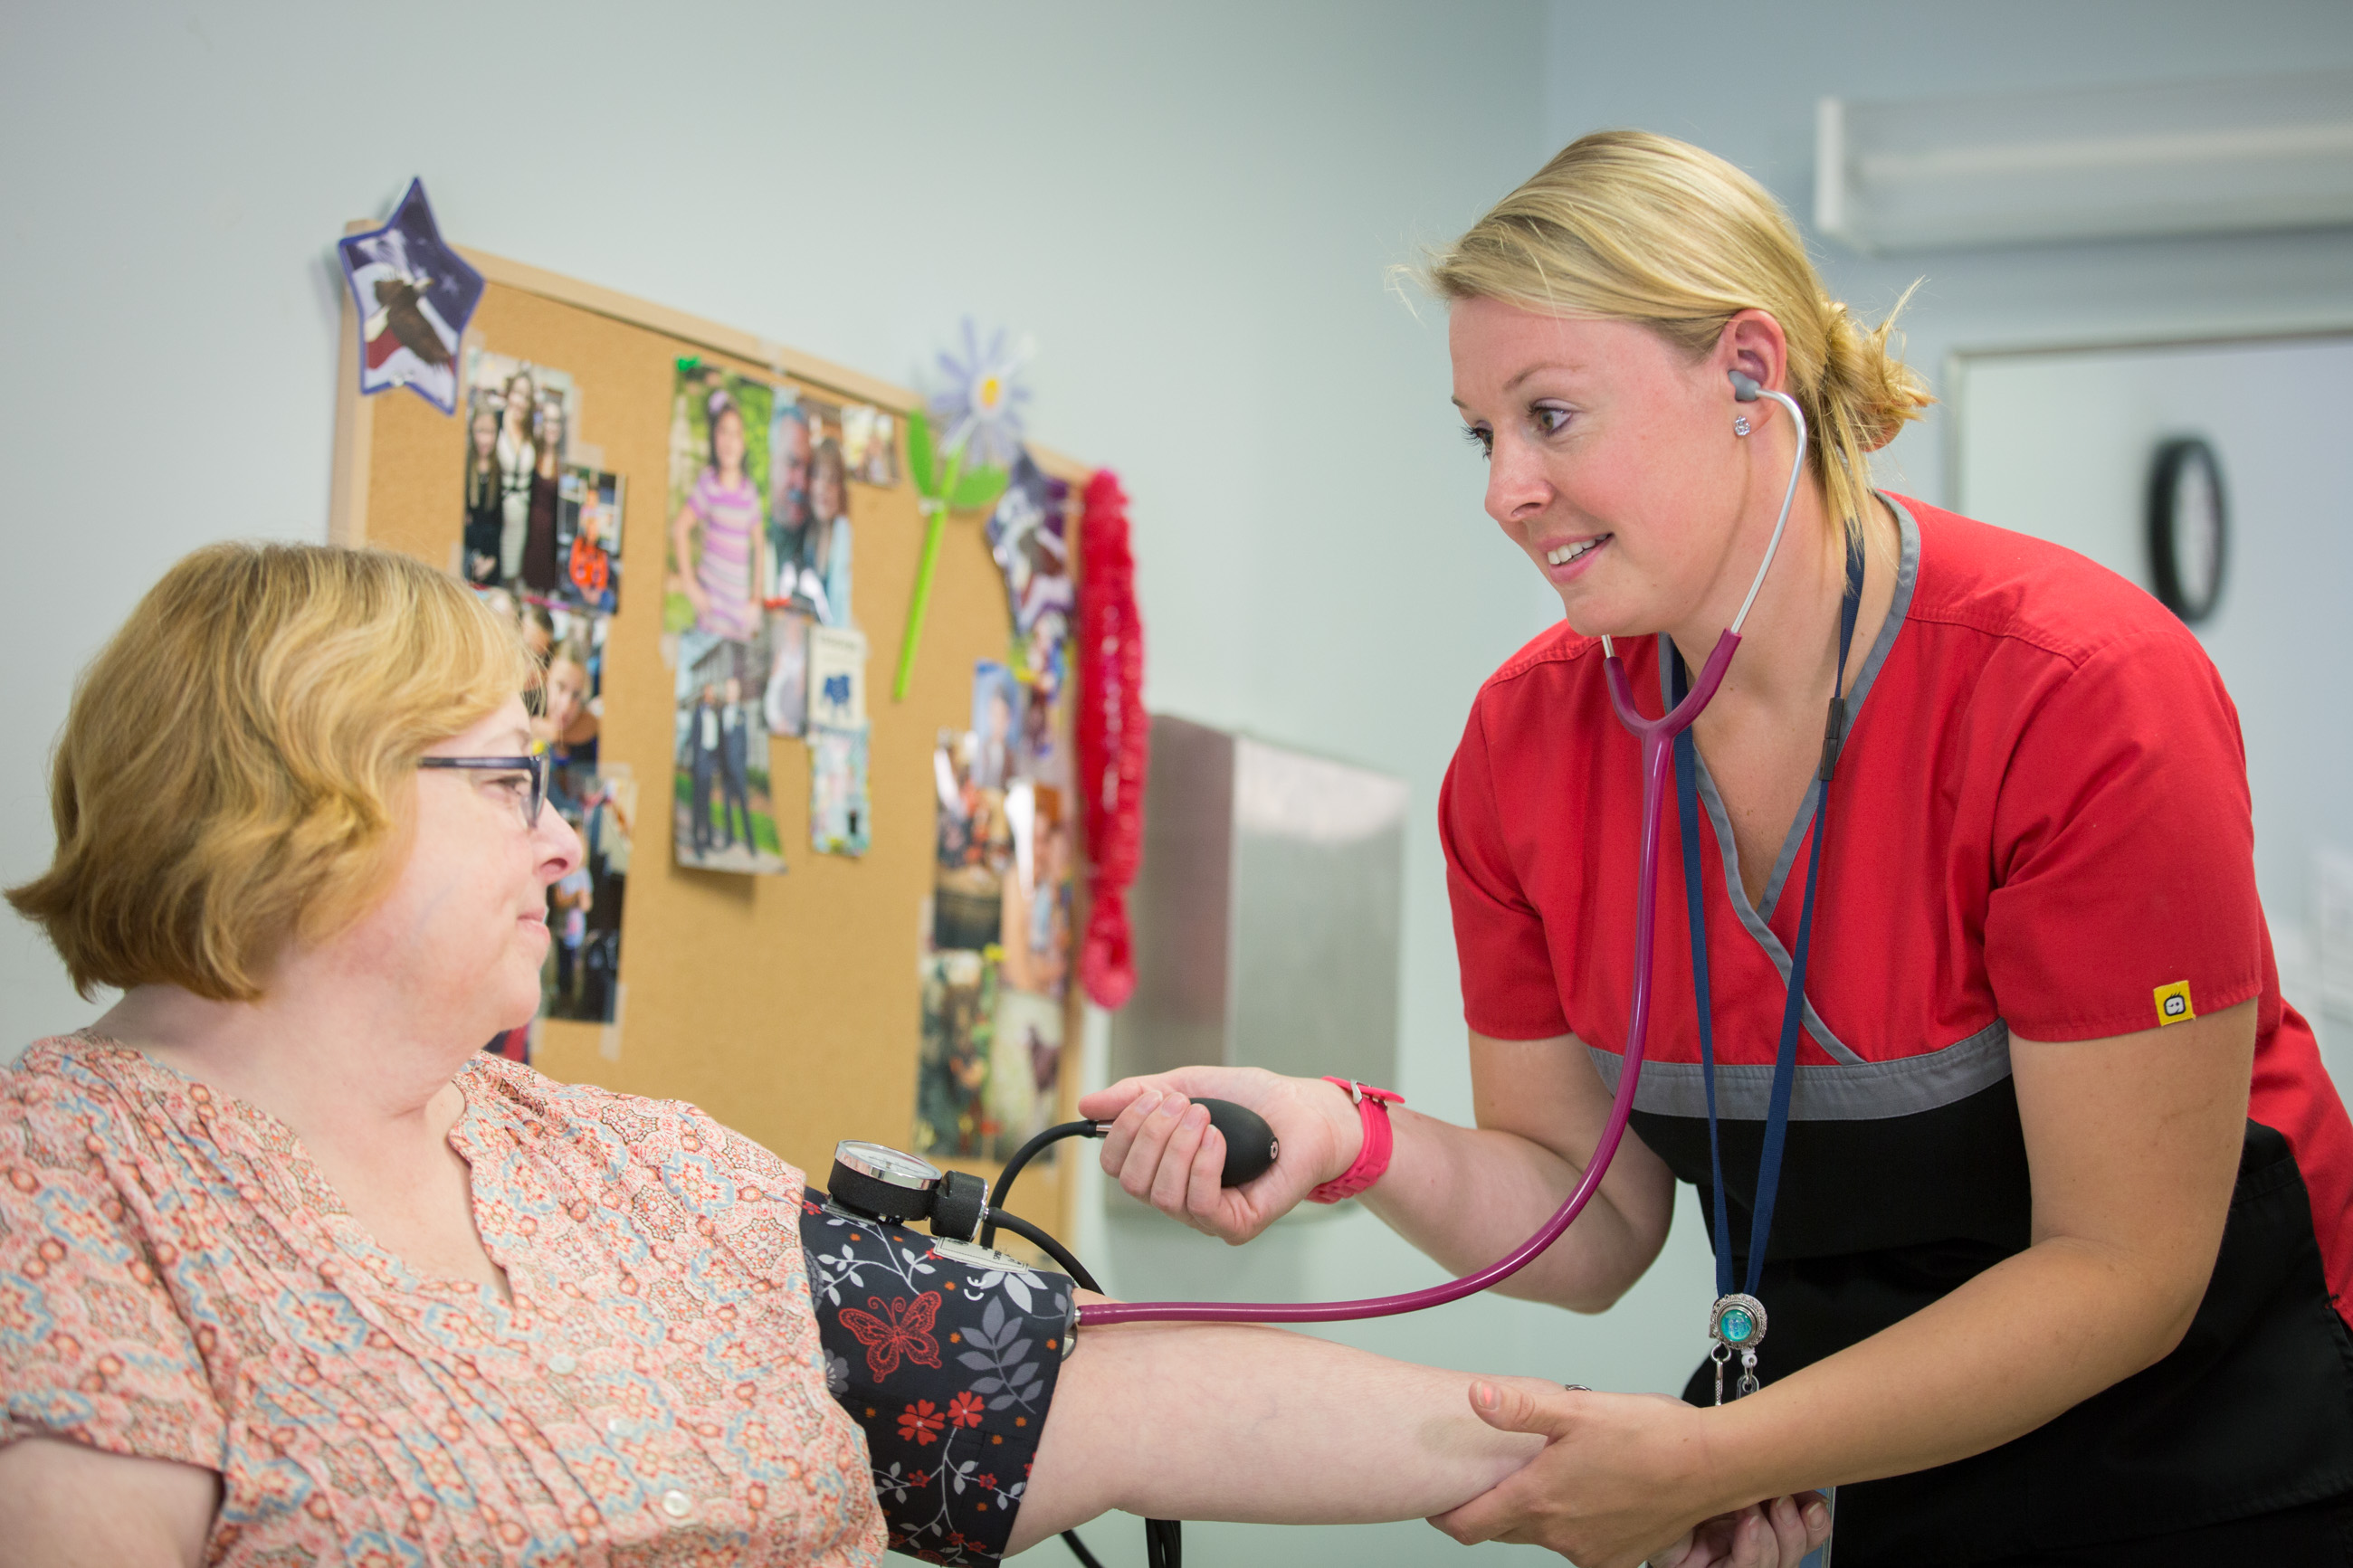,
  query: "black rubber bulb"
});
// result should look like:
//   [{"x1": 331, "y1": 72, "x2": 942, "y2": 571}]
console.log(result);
[{"x1": 1195, "y1": 1098, "x2": 1280, "y2": 1186}]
